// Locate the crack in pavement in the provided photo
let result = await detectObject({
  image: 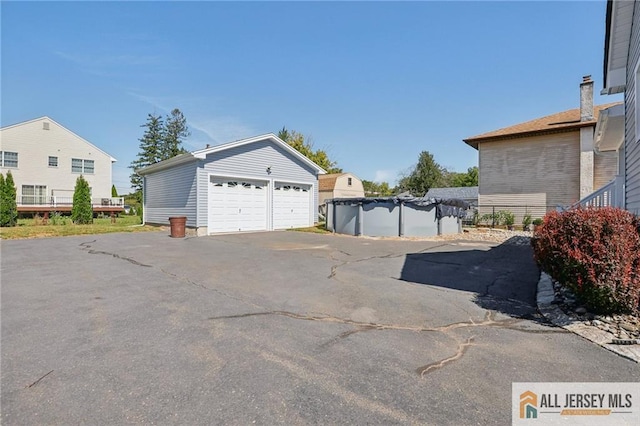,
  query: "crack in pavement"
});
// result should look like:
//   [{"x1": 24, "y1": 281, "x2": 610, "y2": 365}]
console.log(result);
[
  {"x1": 209, "y1": 309, "x2": 565, "y2": 336},
  {"x1": 209, "y1": 309, "x2": 567, "y2": 375},
  {"x1": 79, "y1": 240, "x2": 152, "y2": 267},
  {"x1": 79, "y1": 240, "x2": 263, "y2": 311},
  {"x1": 416, "y1": 337, "x2": 475, "y2": 377},
  {"x1": 327, "y1": 243, "x2": 451, "y2": 280}
]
